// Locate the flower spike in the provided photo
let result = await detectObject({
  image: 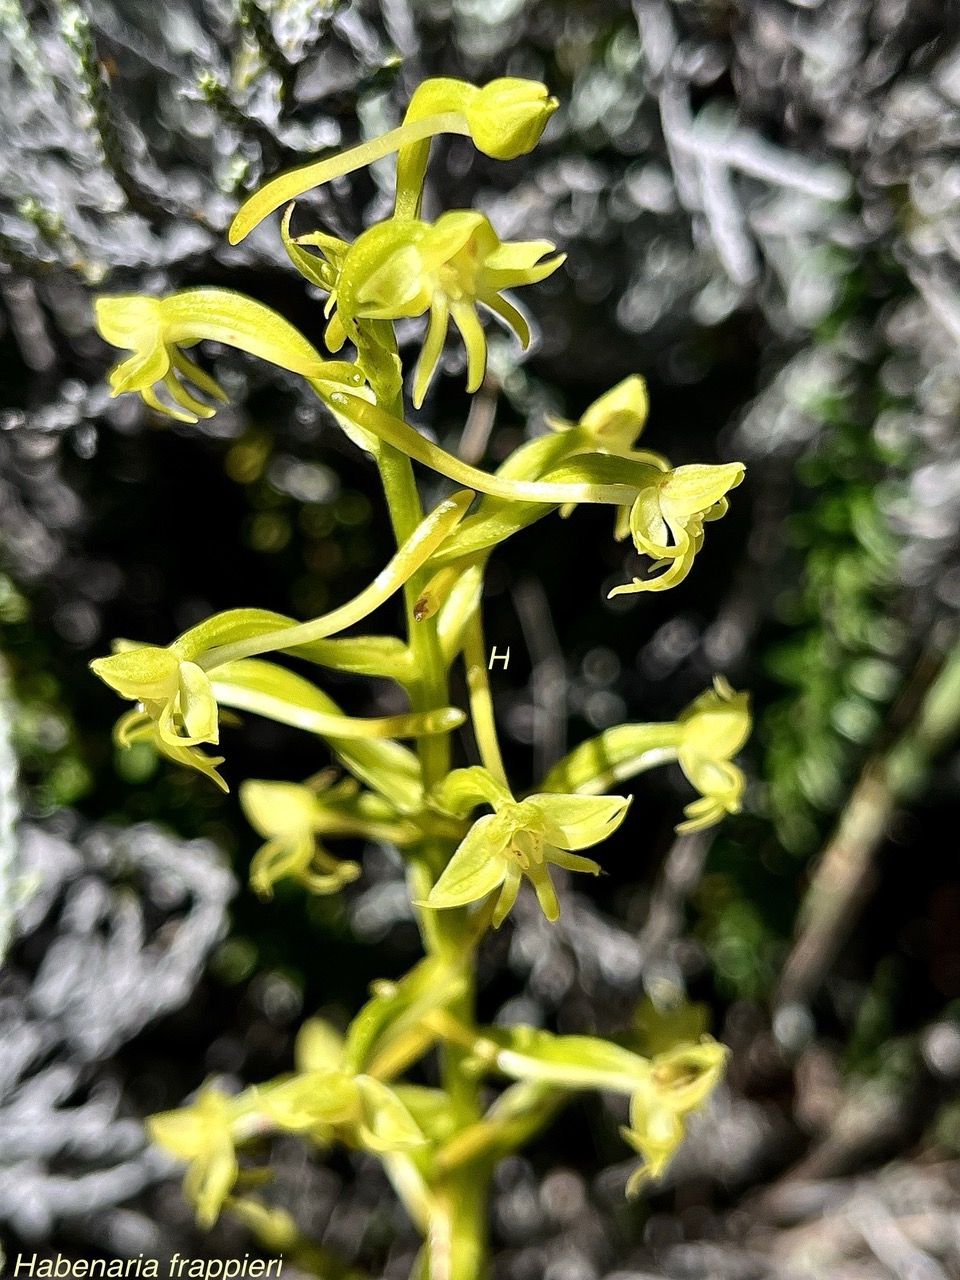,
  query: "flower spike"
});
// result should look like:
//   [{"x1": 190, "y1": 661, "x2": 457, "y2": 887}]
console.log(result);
[{"x1": 93, "y1": 75, "x2": 746, "y2": 1238}]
